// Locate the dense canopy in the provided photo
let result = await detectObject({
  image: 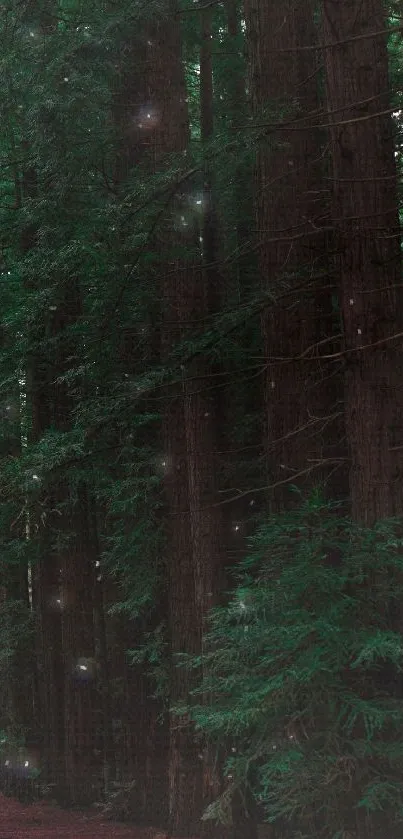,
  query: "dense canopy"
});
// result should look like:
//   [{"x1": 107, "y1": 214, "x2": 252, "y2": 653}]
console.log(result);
[{"x1": 0, "y1": 1, "x2": 402, "y2": 838}]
